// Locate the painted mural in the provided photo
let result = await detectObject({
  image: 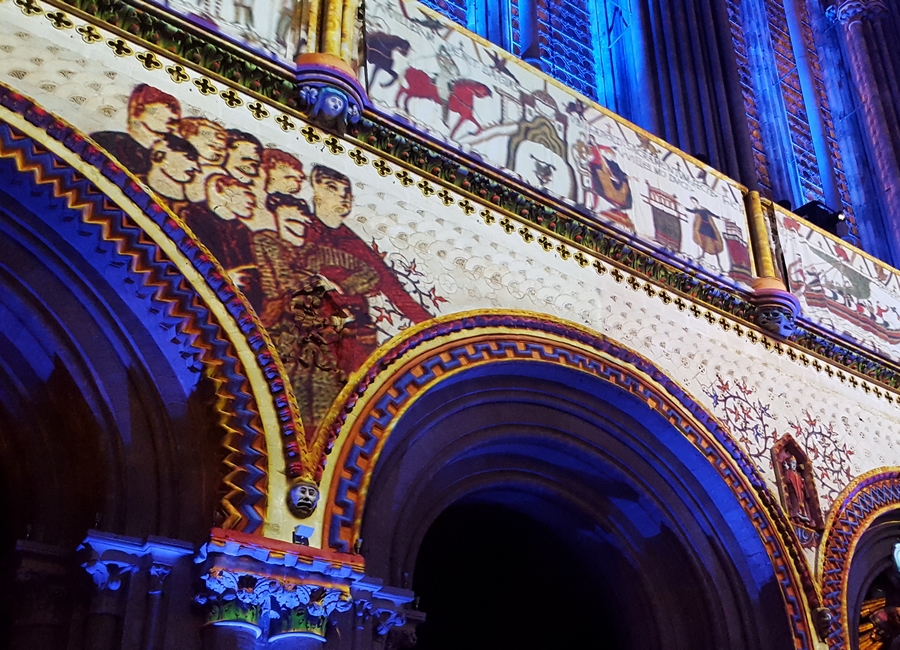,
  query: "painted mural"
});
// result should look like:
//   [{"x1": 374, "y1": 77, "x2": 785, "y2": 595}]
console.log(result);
[
  {"x1": 363, "y1": 0, "x2": 754, "y2": 286},
  {"x1": 4, "y1": 0, "x2": 900, "y2": 544},
  {"x1": 151, "y1": 0, "x2": 301, "y2": 63},
  {"x1": 87, "y1": 82, "x2": 445, "y2": 434},
  {"x1": 776, "y1": 208, "x2": 900, "y2": 362}
]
